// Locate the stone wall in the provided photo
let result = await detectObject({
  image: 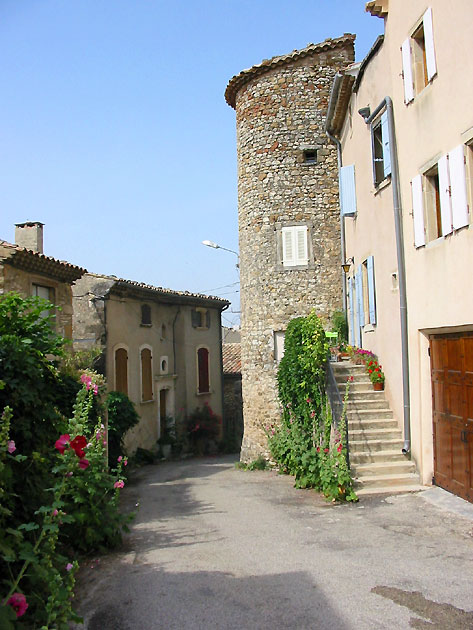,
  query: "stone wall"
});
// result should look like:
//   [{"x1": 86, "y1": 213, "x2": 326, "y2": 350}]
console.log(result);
[{"x1": 229, "y1": 39, "x2": 354, "y2": 461}]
